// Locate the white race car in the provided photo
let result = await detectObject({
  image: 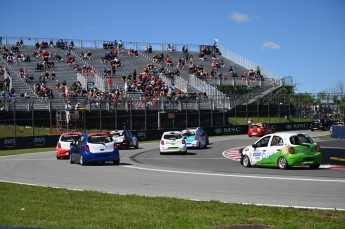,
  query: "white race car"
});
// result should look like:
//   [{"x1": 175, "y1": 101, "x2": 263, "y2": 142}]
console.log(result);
[{"x1": 160, "y1": 131, "x2": 187, "y2": 155}]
